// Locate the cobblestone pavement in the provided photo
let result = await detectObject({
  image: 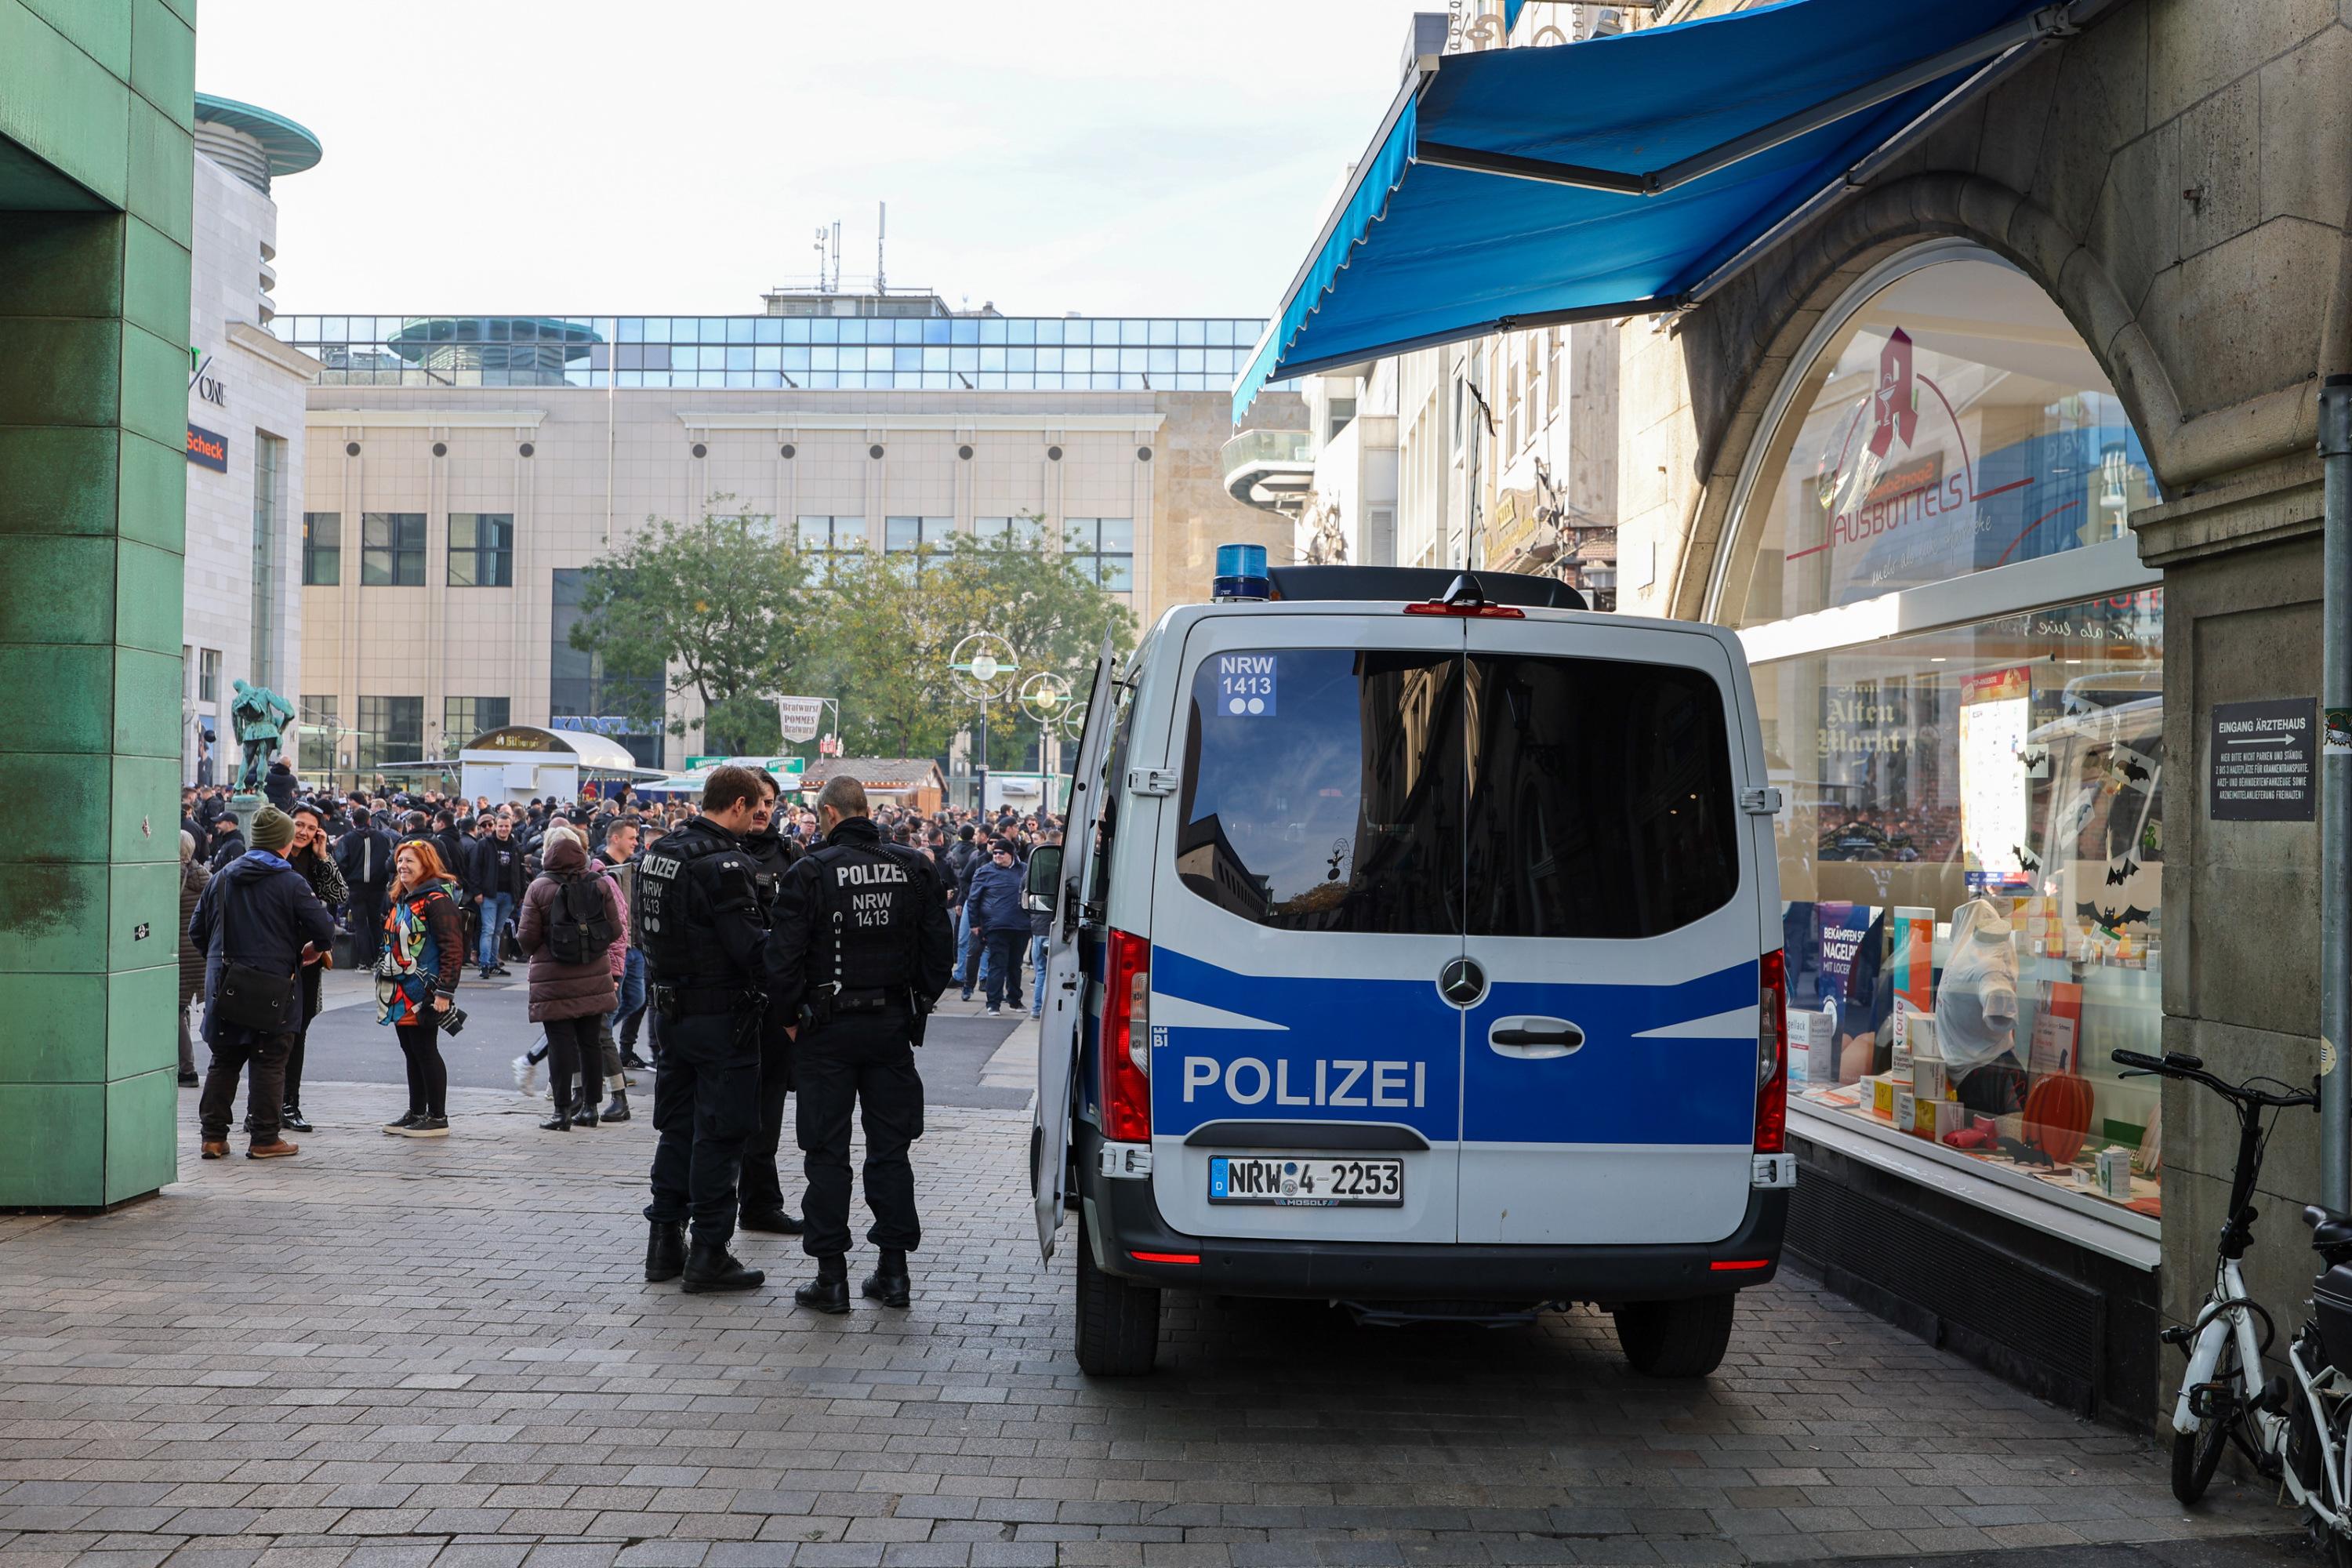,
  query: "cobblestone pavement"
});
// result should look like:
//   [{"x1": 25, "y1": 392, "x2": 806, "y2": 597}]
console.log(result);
[{"x1": 0, "y1": 1080, "x2": 2292, "y2": 1568}]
